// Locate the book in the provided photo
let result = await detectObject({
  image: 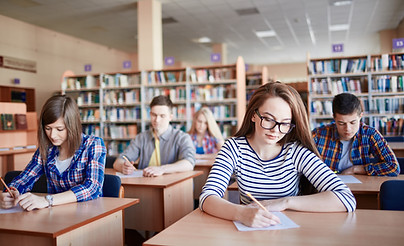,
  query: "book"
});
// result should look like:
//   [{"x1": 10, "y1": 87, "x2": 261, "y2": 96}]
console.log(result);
[
  {"x1": 14, "y1": 114, "x2": 27, "y2": 130},
  {"x1": 1, "y1": 114, "x2": 15, "y2": 130}
]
